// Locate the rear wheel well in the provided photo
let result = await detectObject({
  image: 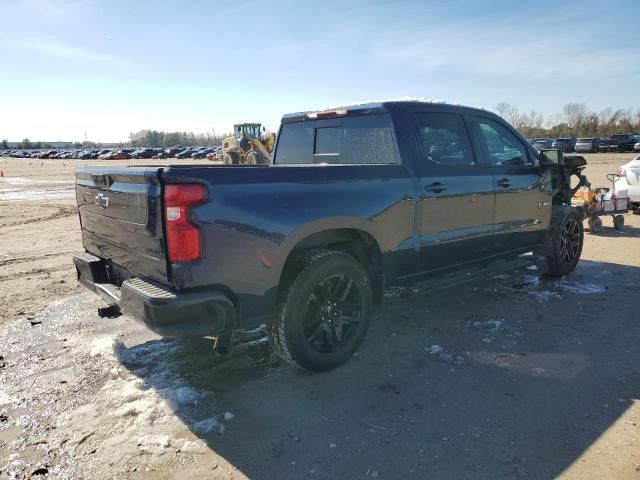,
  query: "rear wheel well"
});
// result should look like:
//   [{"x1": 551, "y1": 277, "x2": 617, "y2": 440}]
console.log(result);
[{"x1": 280, "y1": 229, "x2": 384, "y2": 305}]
